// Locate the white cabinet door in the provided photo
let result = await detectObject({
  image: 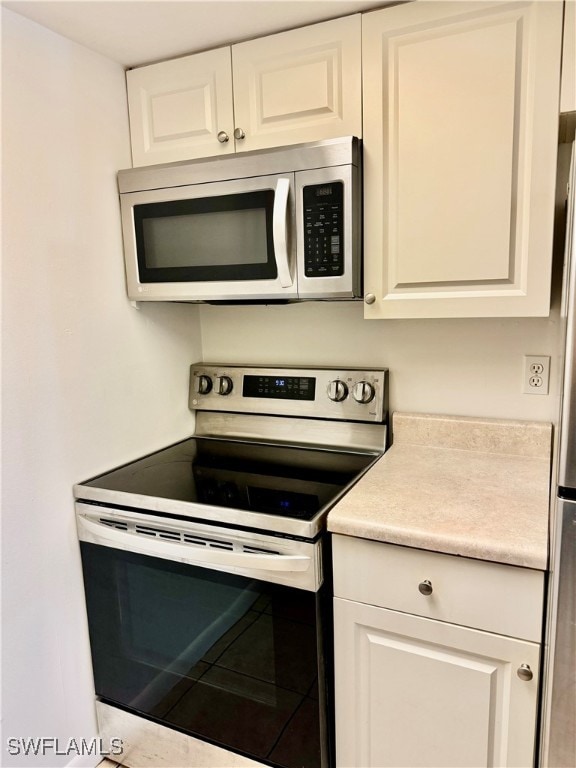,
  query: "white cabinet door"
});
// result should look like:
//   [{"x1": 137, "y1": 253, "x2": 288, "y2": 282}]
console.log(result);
[
  {"x1": 127, "y1": 47, "x2": 235, "y2": 166},
  {"x1": 561, "y1": 0, "x2": 576, "y2": 113},
  {"x1": 231, "y1": 15, "x2": 361, "y2": 153},
  {"x1": 362, "y1": 1, "x2": 563, "y2": 318},
  {"x1": 334, "y1": 597, "x2": 540, "y2": 768}
]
